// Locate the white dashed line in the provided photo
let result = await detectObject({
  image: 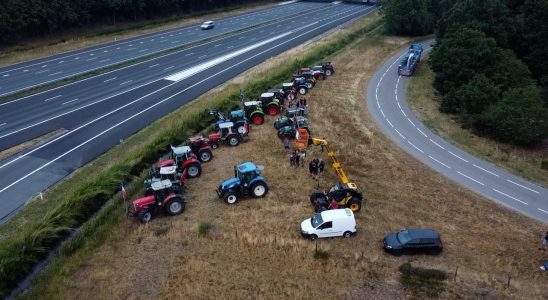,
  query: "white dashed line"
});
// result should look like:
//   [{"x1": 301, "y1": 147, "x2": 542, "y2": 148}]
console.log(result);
[
  {"x1": 164, "y1": 66, "x2": 175, "y2": 71},
  {"x1": 397, "y1": 101, "x2": 402, "y2": 109},
  {"x1": 394, "y1": 129, "x2": 405, "y2": 139},
  {"x1": 385, "y1": 118, "x2": 394, "y2": 128},
  {"x1": 138, "y1": 49, "x2": 148, "y2": 53},
  {"x1": 74, "y1": 57, "x2": 80, "y2": 60},
  {"x1": 429, "y1": 139, "x2": 445, "y2": 150},
  {"x1": 215, "y1": 44, "x2": 222, "y2": 47},
  {"x1": 149, "y1": 64, "x2": 160, "y2": 68},
  {"x1": 408, "y1": 141, "x2": 424, "y2": 153},
  {"x1": 58, "y1": 61, "x2": 64, "y2": 64},
  {"x1": 406, "y1": 117, "x2": 415, "y2": 127},
  {"x1": 104, "y1": 77, "x2": 117, "y2": 83},
  {"x1": 456, "y1": 171, "x2": 484, "y2": 186},
  {"x1": 0, "y1": 123, "x2": 6, "y2": 127},
  {"x1": 199, "y1": 55, "x2": 207, "y2": 59},
  {"x1": 35, "y1": 69, "x2": 49, "y2": 74},
  {"x1": 41, "y1": 65, "x2": 47, "y2": 68},
  {"x1": 493, "y1": 189, "x2": 528, "y2": 205},
  {"x1": 538, "y1": 208, "x2": 548, "y2": 214},
  {"x1": 227, "y1": 46, "x2": 234, "y2": 49},
  {"x1": 400, "y1": 109, "x2": 407, "y2": 117},
  {"x1": 428, "y1": 155, "x2": 451, "y2": 169},
  {"x1": 473, "y1": 164, "x2": 499, "y2": 177},
  {"x1": 61, "y1": 98, "x2": 78, "y2": 105},
  {"x1": 448, "y1": 151, "x2": 468, "y2": 163},
  {"x1": 416, "y1": 128, "x2": 428, "y2": 137},
  {"x1": 506, "y1": 179, "x2": 540, "y2": 194},
  {"x1": 44, "y1": 95, "x2": 62, "y2": 102},
  {"x1": 185, "y1": 53, "x2": 194, "y2": 57},
  {"x1": 120, "y1": 80, "x2": 132, "y2": 85},
  {"x1": 99, "y1": 59, "x2": 110, "y2": 63},
  {"x1": 47, "y1": 71, "x2": 62, "y2": 77}
]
